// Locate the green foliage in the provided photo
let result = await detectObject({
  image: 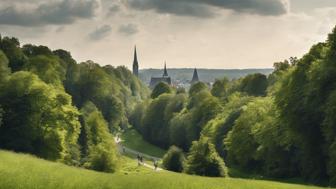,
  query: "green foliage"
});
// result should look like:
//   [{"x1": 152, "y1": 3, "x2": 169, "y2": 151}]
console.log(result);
[
  {"x1": 151, "y1": 82, "x2": 172, "y2": 98},
  {"x1": 0, "y1": 71, "x2": 81, "y2": 162},
  {"x1": 211, "y1": 78, "x2": 229, "y2": 98},
  {"x1": 0, "y1": 36, "x2": 28, "y2": 71},
  {"x1": 0, "y1": 35, "x2": 150, "y2": 173},
  {"x1": 189, "y1": 82, "x2": 208, "y2": 96},
  {"x1": 240, "y1": 73, "x2": 268, "y2": 96},
  {"x1": 184, "y1": 137, "x2": 226, "y2": 177},
  {"x1": 133, "y1": 83, "x2": 221, "y2": 151},
  {"x1": 23, "y1": 44, "x2": 53, "y2": 57},
  {"x1": 142, "y1": 94, "x2": 174, "y2": 148},
  {"x1": 0, "y1": 50, "x2": 10, "y2": 83},
  {"x1": 0, "y1": 106, "x2": 3, "y2": 127},
  {"x1": 225, "y1": 98, "x2": 295, "y2": 177},
  {"x1": 65, "y1": 61, "x2": 149, "y2": 131},
  {"x1": 80, "y1": 102, "x2": 119, "y2": 173},
  {"x1": 162, "y1": 146, "x2": 185, "y2": 172},
  {"x1": 24, "y1": 55, "x2": 66, "y2": 87},
  {"x1": 275, "y1": 33, "x2": 334, "y2": 182}
]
